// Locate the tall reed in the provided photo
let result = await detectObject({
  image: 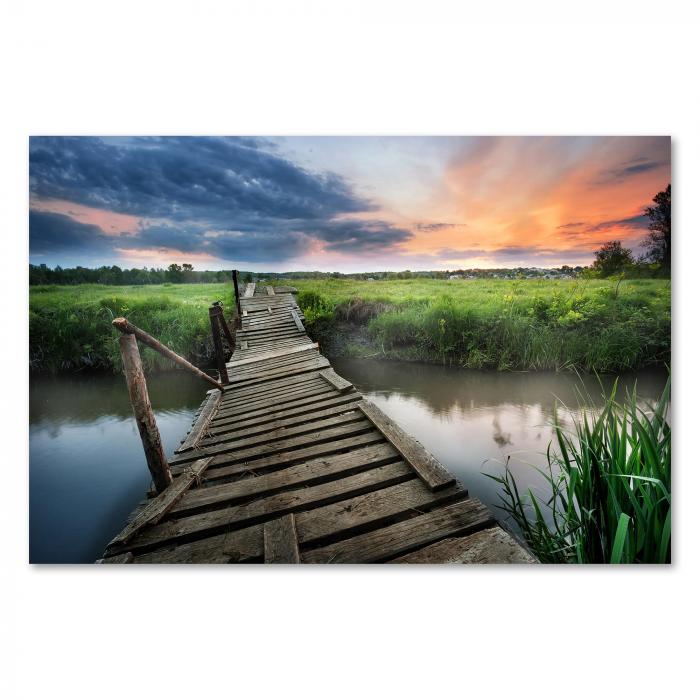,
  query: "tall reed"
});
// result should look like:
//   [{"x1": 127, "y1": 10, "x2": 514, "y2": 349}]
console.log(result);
[{"x1": 489, "y1": 377, "x2": 671, "y2": 563}]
